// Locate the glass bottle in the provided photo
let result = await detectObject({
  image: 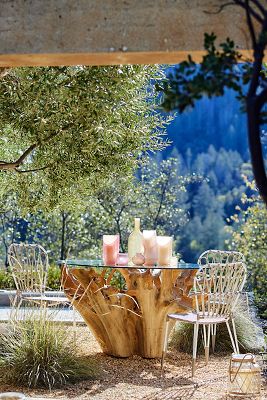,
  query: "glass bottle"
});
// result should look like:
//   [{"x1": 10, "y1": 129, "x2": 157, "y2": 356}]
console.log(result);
[{"x1": 128, "y1": 218, "x2": 144, "y2": 265}]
